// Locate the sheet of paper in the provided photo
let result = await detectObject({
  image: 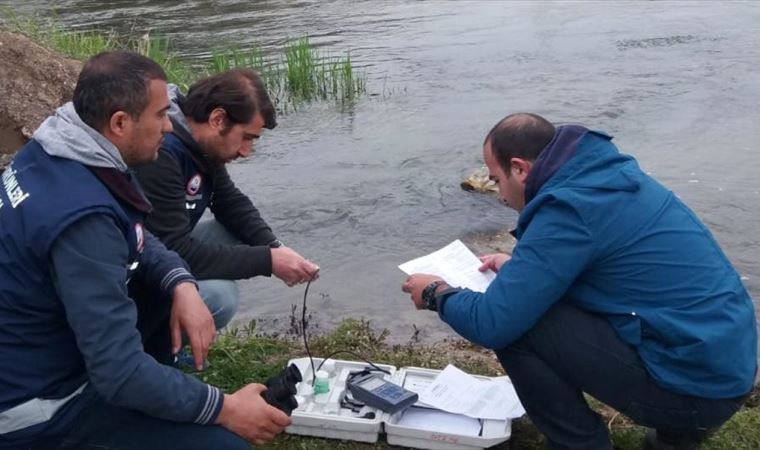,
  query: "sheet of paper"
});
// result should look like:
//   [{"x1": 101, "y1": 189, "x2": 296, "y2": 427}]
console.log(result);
[
  {"x1": 398, "y1": 240, "x2": 496, "y2": 292},
  {"x1": 401, "y1": 373, "x2": 436, "y2": 408},
  {"x1": 418, "y1": 364, "x2": 525, "y2": 421},
  {"x1": 490, "y1": 376, "x2": 526, "y2": 419},
  {"x1": 396, "y1": 407, "x2": 482, "y2": 437}
]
